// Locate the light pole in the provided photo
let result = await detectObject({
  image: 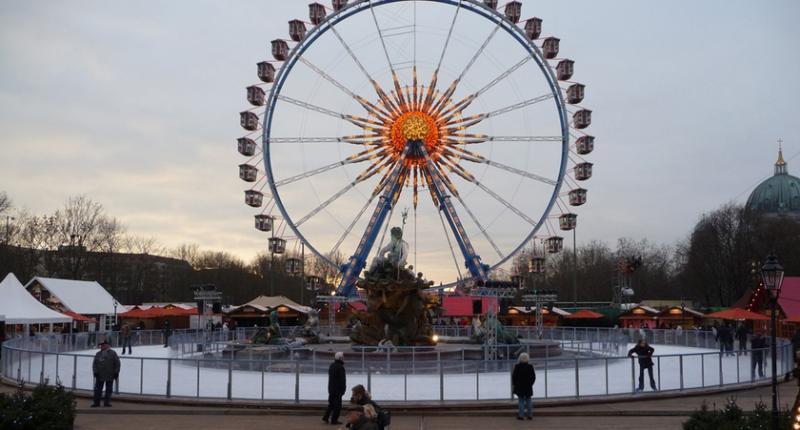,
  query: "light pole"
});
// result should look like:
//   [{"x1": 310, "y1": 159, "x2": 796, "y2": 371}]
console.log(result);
[{"x1": 761, "y1": 254, "x2": 785, "y2": 430}]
